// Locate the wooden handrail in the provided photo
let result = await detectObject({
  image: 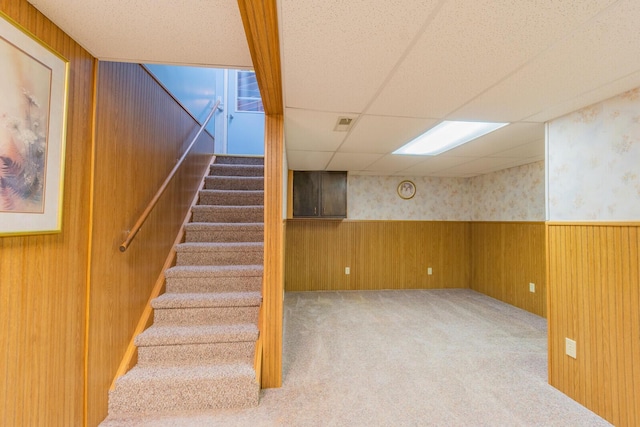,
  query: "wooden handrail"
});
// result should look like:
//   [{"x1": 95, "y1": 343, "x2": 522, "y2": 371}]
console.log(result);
[{"x1": 119, "y1": 99, "x2": 221, "y2": 252}]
